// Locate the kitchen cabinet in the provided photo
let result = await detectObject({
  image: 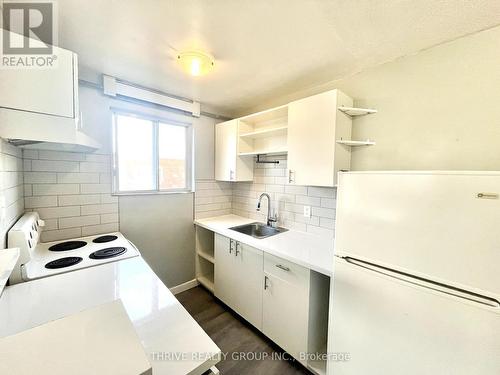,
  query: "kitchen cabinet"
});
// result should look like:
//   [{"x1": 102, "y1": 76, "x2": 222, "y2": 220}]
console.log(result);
[
  {"x1": 214, "y1": 234, "x2": 263, "y2": 328},
  {"x1": 206, "y1": 227, "x2": 330, "y2": 374},
  {"x1": 287, "y1": 89, "x2": 353, "y2": 187},
  {"x1": 263, "y1": 253, "x2": 310, "y2": 361},
  {"x1": 0, "y1": 30, "x2": 79, "y2": 119},
  {"x1": 215, "y1": 120, "x2": 253, "y2": 182}
]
